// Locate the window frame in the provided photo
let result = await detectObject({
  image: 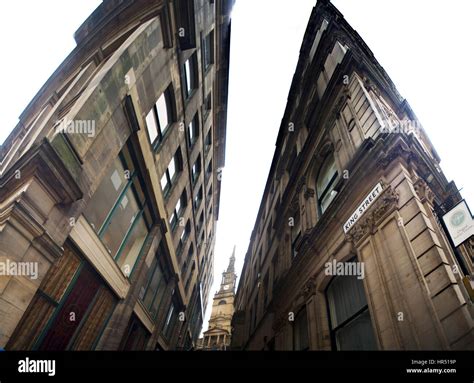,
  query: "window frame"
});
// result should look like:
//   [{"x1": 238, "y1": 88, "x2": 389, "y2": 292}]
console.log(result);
[
  {"x1": 84, "y1": 142, "x2": 153, "y2": 278},
  {"x1": 316, "y1": 153, "x2": 339, "y2": 215},
  {"x1": 325, "y1": 266, "x2": 377, "y2": 351},
  {"x1": 145, "y1": 85, "x2": 175, "y2": 150},
  {"x1": 161, "y1": 149, "x2": 183, "y2": 197},
  {"x1": 187, "y1": 113, "x2": 199, "y2": 147},
  {"x1": 182, "y1": 53, "x2": 198, "y2": 100}
]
